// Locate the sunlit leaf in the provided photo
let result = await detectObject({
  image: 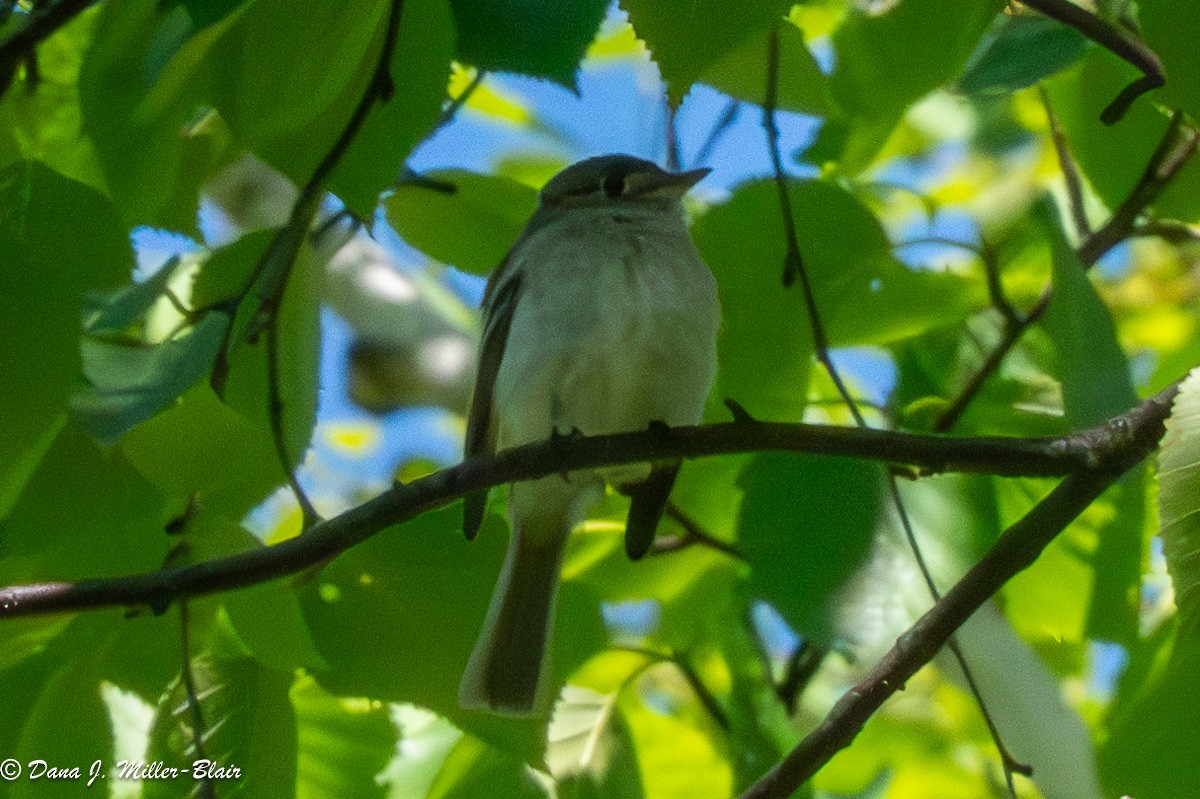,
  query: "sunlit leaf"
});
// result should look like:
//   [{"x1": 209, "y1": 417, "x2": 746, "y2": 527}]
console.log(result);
[
  {"x1": 293, "y1": 676, "x2": 398, "y2": 799},
  {"x1": 1157, "y1": 367, "x2": 1200, "y2": 621},
  {"x1": 624, "y1": 0, "x2": 793, "y2": 104},
  {"x1": 144, "y1": 652, "x2": 297, "y2": 799}
]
